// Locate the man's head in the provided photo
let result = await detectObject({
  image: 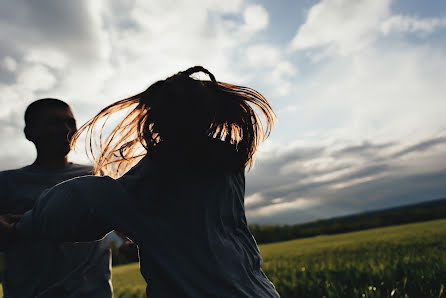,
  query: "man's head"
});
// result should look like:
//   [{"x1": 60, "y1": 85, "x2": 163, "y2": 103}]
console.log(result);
[{"x1": 24, "y1": 98, "x2": 77, "y2": 157}]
